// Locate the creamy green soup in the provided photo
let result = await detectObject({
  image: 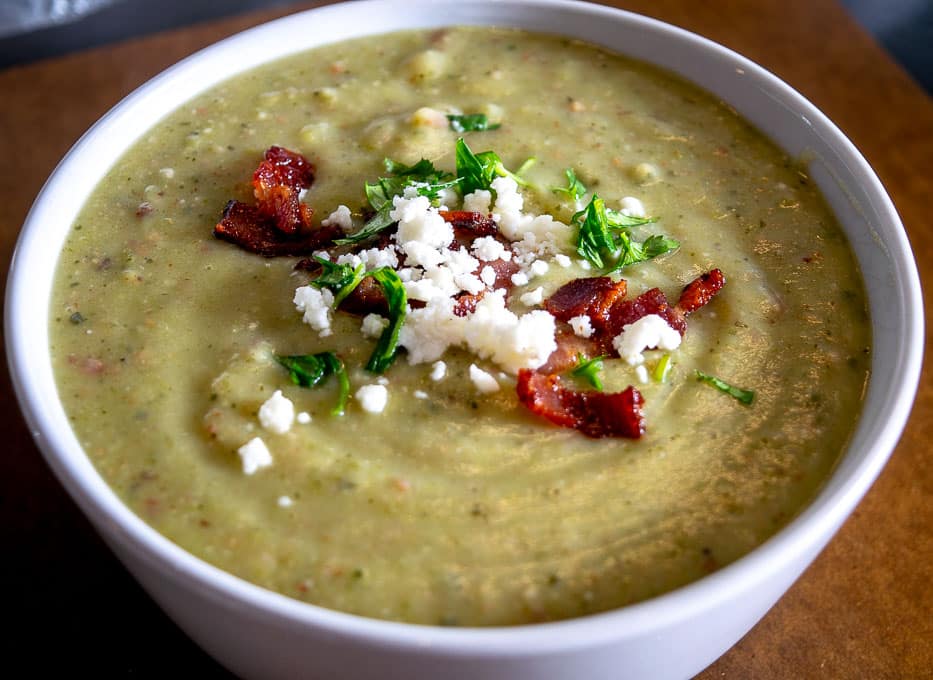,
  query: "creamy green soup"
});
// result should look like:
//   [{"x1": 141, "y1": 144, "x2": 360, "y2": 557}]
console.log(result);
[{"x1": 50, "y1": 27, "x2": 870, "y2": 626}]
